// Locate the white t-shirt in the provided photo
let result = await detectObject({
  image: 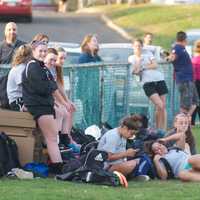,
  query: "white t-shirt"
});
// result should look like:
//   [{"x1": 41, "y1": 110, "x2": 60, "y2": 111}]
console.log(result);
[
  {"x1": 7, "y1": 63, "x2": 26, "y2": 104},
  {"x1": 128, "y1": 53, "x2": 164, "y2": 84}
]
